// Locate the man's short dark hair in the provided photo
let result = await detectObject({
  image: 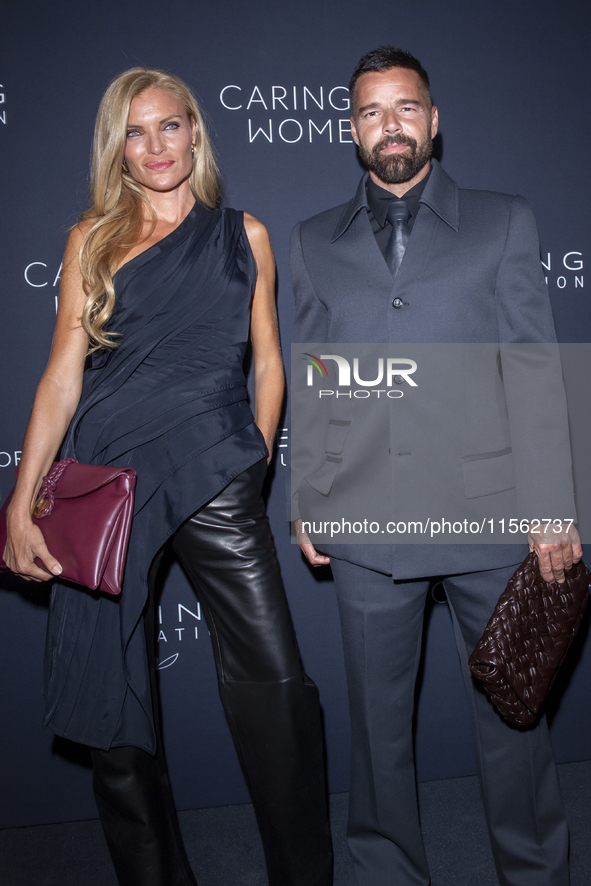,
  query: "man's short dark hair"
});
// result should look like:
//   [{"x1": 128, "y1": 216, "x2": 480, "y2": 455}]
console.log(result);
[{"x1": 349, "y1": 46, "x2": 431, "y2": 112}]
